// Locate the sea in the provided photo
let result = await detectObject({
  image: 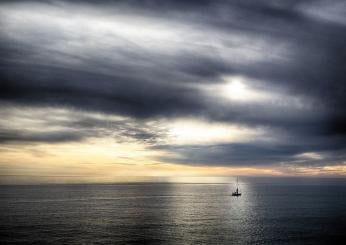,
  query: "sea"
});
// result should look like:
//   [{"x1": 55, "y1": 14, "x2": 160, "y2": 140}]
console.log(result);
[{"x1": 1, "y1": 177, "x2": 346, "y2": 244}]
